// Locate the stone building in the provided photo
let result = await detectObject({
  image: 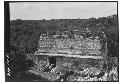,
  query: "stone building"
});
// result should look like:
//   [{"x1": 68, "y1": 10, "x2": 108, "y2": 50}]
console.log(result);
[{"x1": 35, "y1": 30, "x2": 106, "y2": 73}]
